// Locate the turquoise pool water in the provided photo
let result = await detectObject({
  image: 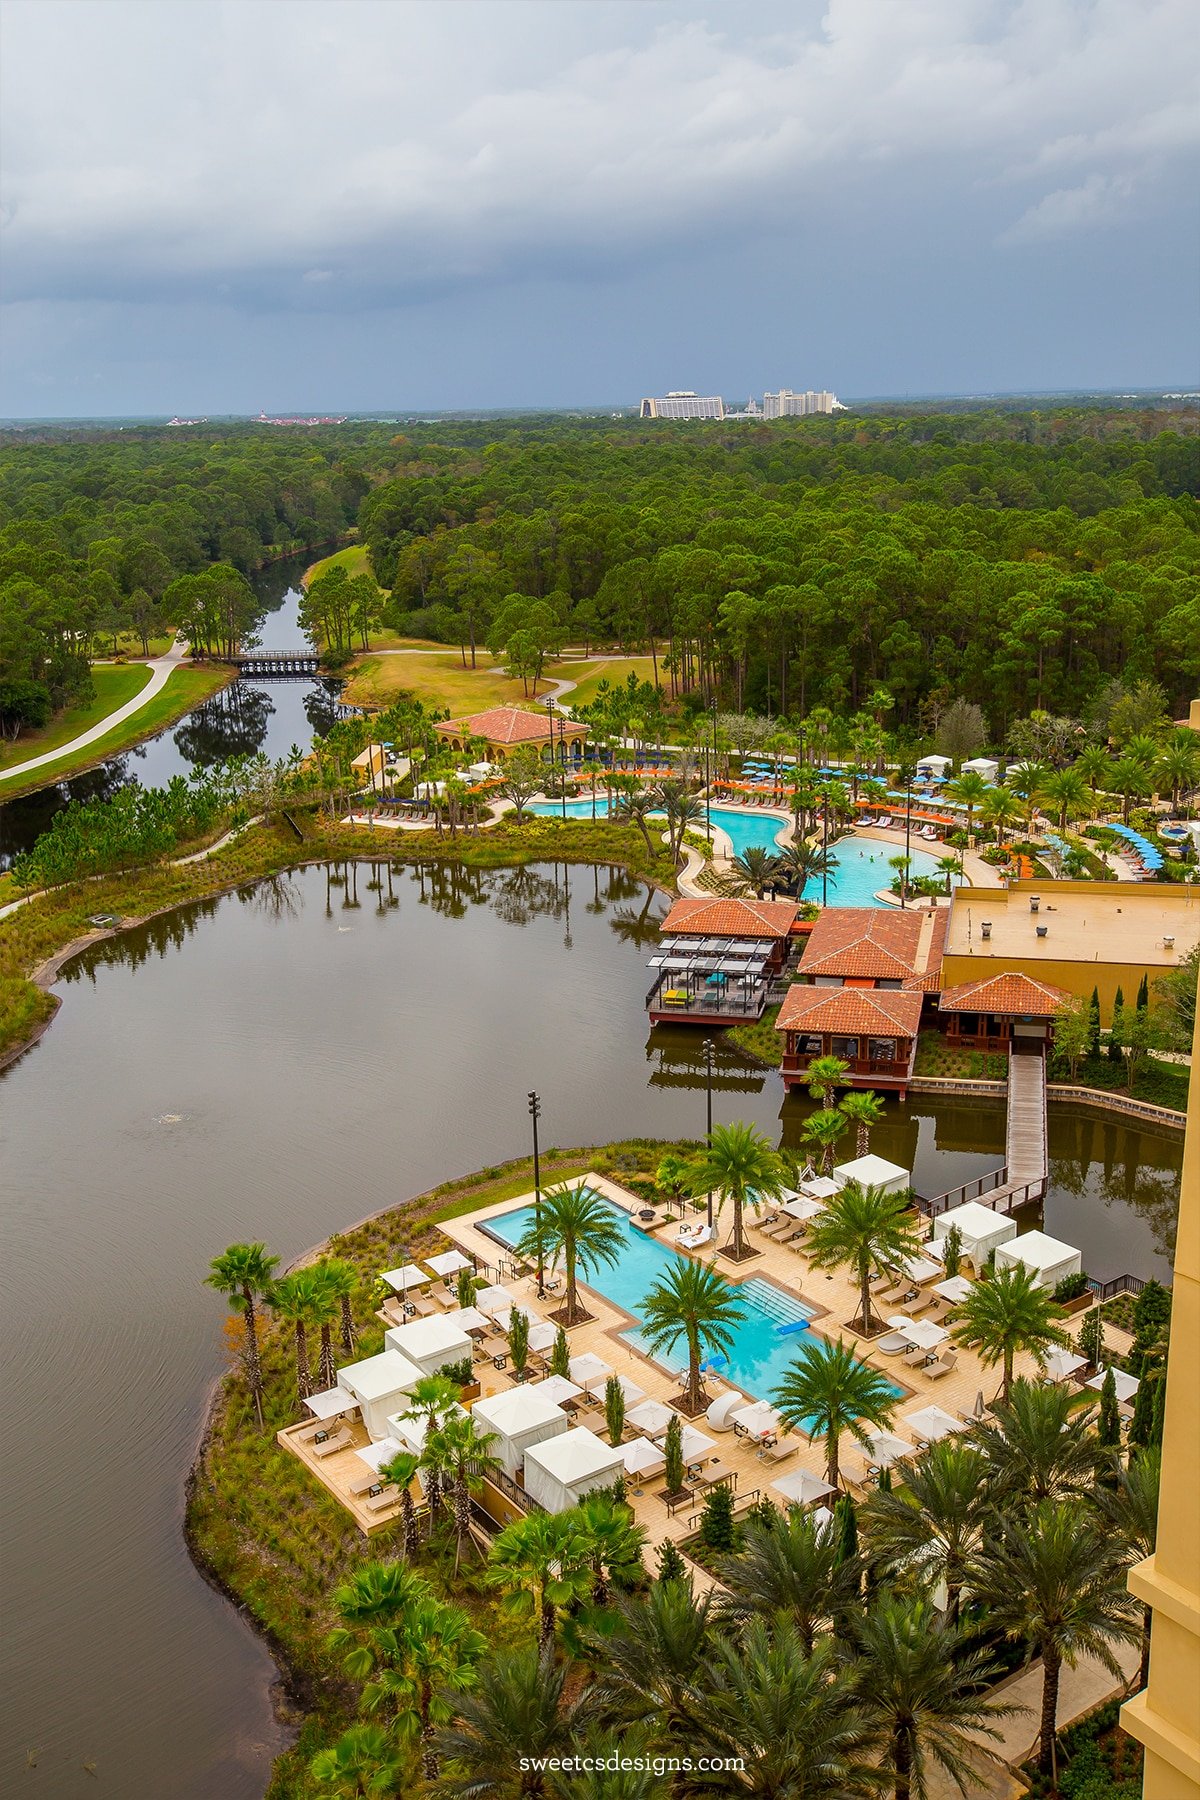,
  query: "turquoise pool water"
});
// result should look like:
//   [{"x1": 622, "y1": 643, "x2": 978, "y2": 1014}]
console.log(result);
[
  {"x1": 525, "y1": 801, "x2": 951, "y2": 907},
  {"x1": 484, "y1": 1193, "x2": 821, "y2": 1400}
]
